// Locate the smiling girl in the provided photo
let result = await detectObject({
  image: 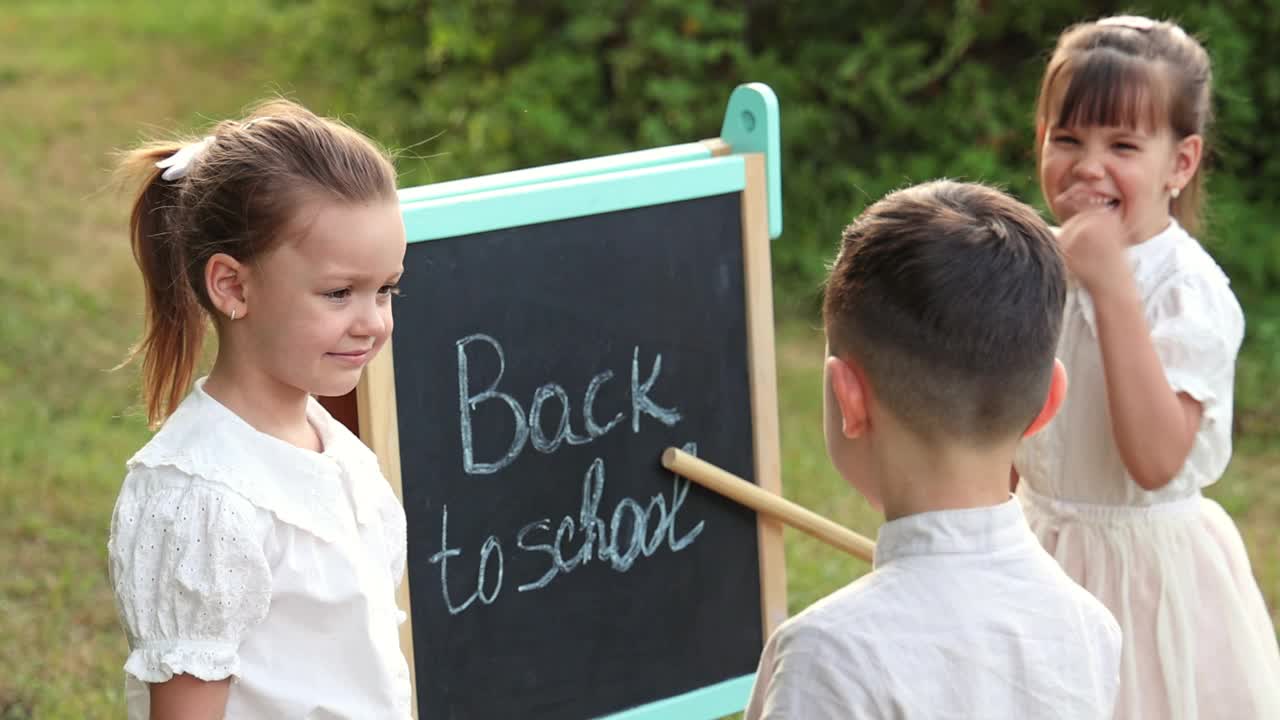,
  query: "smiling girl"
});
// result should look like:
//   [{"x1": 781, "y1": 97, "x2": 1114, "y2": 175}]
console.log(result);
[
  {"x1": 1013, "y1": 16, "x2": 1280, "y2": 719},
  {"x1": 108, "y1": 100, "x2": 412, "y2": 719}
]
